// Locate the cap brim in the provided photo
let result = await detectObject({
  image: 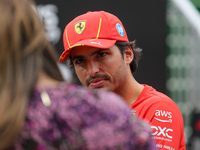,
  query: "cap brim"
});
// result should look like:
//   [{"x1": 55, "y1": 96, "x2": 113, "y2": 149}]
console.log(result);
[{"x1": 59, "y1": 39, "x2": 116, "y2": 63}]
